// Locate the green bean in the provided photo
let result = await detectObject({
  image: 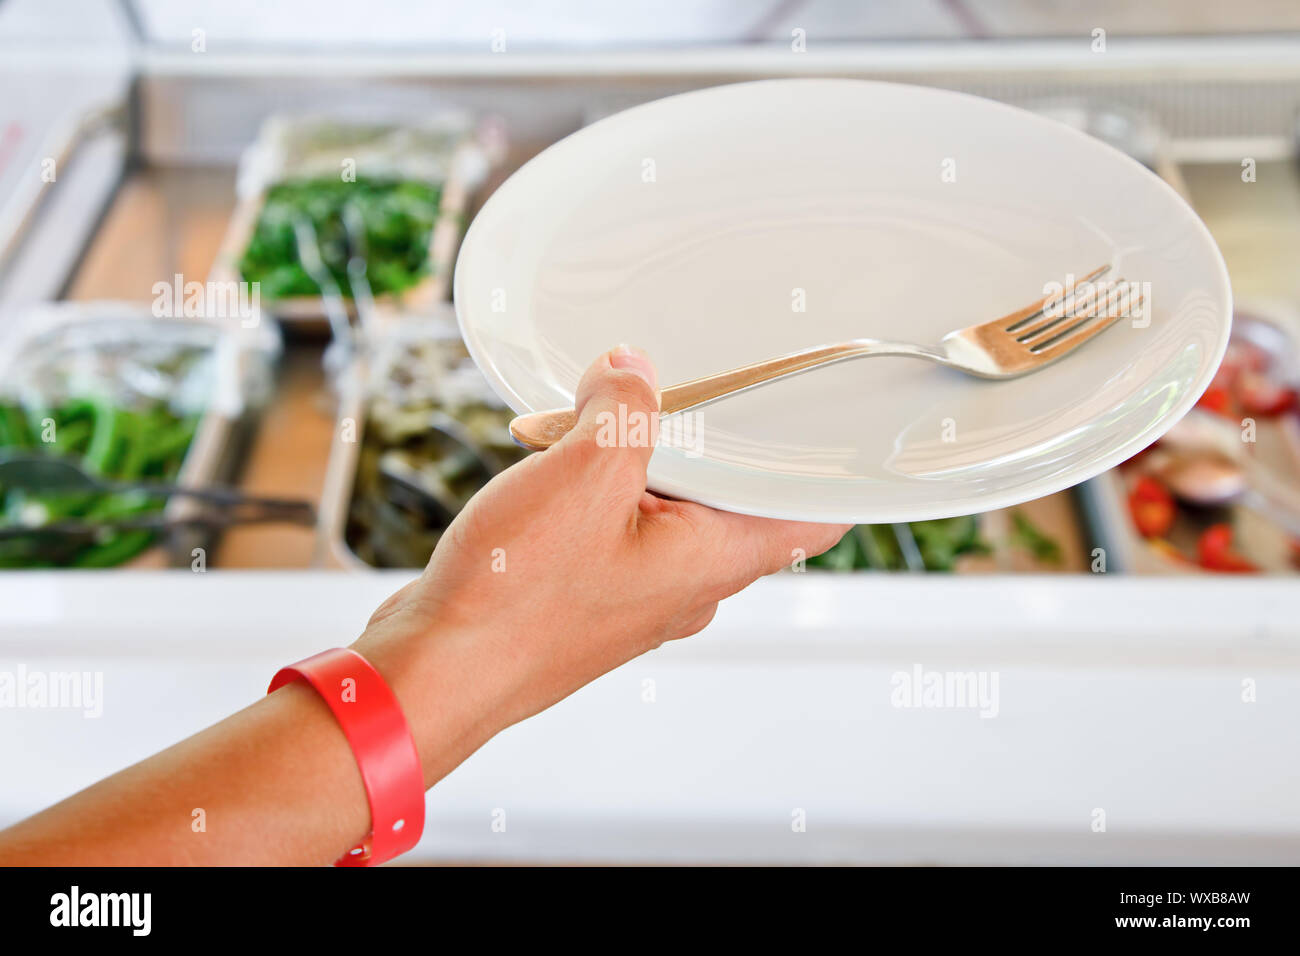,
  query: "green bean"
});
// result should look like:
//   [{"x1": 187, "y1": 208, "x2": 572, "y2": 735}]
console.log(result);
[{"x1": 83, "y1": 399, "x2": 125, "y2": 476}]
